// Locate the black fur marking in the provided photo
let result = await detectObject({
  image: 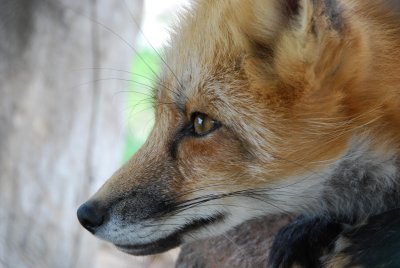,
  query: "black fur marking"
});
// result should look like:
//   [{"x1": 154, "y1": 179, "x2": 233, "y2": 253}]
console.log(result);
[
  {"x1": 340, "y1": 209, "x2": 400, "y2": 268},
  {"x1": 170, "y1": 123, "x2": 193, "y2": 159},
  {"x1": 269, "y1": 211, "x2": 400, "y2": 267},
  {"x1": 120, "y1": 192, "x2": 174, "y2": 221},
  {"x1": 284, "y1": 0, "x2": 301, "y2": 16},
  {"x1": 250, "y1": 39, "x2": 275, "y2": 60},
  {"x1": 282, "y1": 0, "x2": 343, "y2": 32},
  {"x1": 110, "y1": 185, "x2": 177, "y2": 222},
  {"x1": 269, "y1": 216, "x2": 344, "y2": 268},
  {"x1": 323, "y1": 0, "x2": 343, "y2": 31}
]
